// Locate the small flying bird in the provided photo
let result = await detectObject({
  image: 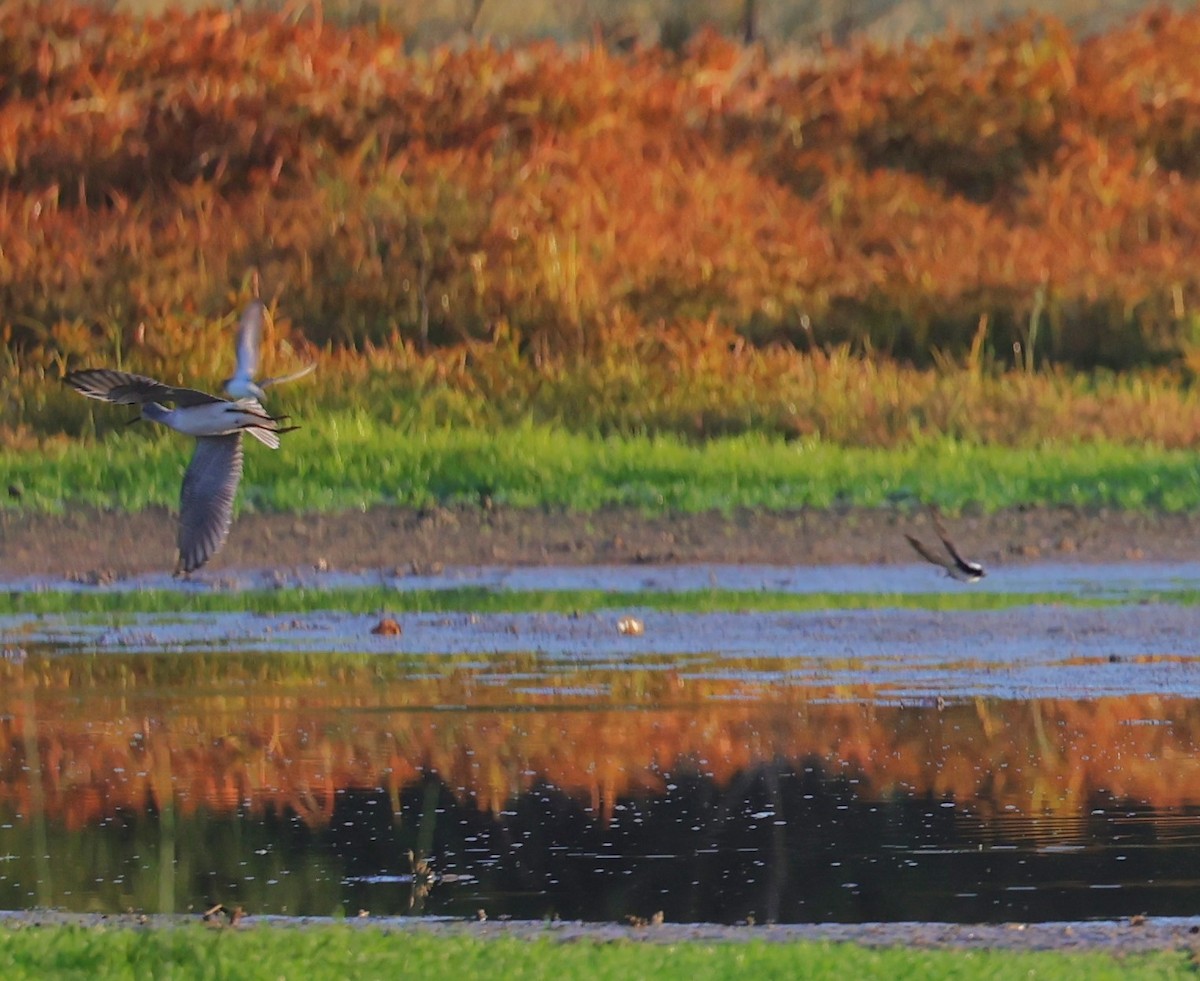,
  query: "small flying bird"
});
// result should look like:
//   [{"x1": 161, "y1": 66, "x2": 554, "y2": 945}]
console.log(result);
[
  {"x1": 64, "y1": 368, "x2": 298, "y2": 575},
  {"x1": 905, "y1": 508, "x2": 986, "y2": 582},
  {"x1": 223, "y1": 300, "x2": 315, "y2": 401}
]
